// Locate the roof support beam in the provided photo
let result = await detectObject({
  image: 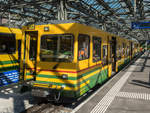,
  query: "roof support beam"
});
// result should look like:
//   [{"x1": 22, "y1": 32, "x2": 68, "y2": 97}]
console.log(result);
[
  {"x1": 67, "y1": 1, "x2": 103, "y2": 22},
  {"x1": 96, "y1": 0, "x2": 115, "y2": 15},
  {"x1": 136, "y1": 0, "x2": 145, "y2": 19},
  {"x1": 123, "y1": 0, "x2": 134, "y2": 15}
]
